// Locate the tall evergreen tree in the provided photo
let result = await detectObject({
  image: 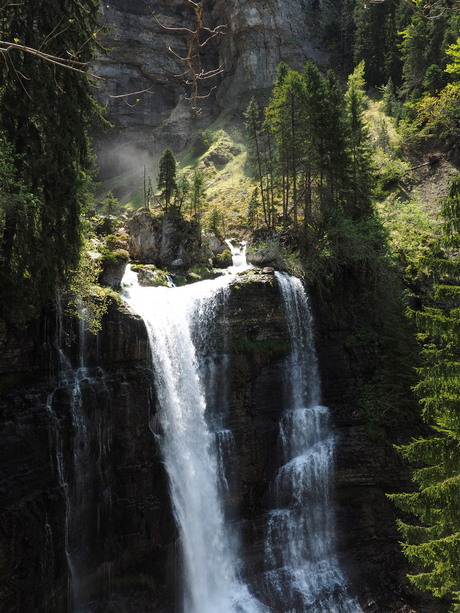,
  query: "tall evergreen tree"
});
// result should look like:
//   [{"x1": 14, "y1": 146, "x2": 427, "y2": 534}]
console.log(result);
[
  {"x1": 353, "y1": 0, "x2": 407, "y2": 87},
  {"x1": 399, "y1": 13, "x2": 458, "y2": 97},
  {"x1": 244, "y1": 96, "x2": 273, "y2": 227},
  {"x1": 0, "y1": 0, "x2": 102, "y2": 325},
  {"x1": 157, "y1": 148, "x2": 178, "y2": 212},
  {"x1": 189, "y1": 171, "x2": 206, "y2": 243},
  {"x1": 344, "y1": 61, "x2": 375, "y2": 219},
  {"x1": 266, "y1": 67, "x2": 307, "y2": 229},
  {"x1": 390, "y1": 175, "x2": 460, "y2": 609}
]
